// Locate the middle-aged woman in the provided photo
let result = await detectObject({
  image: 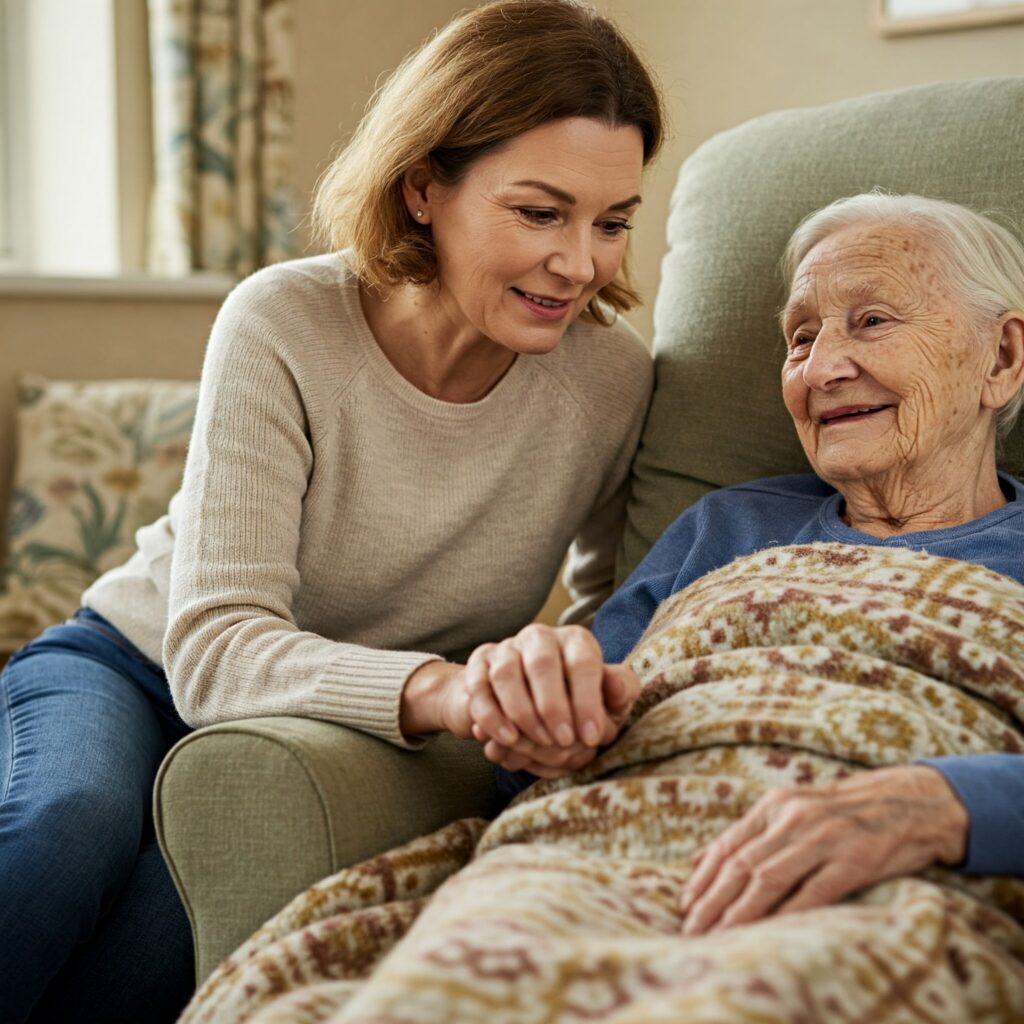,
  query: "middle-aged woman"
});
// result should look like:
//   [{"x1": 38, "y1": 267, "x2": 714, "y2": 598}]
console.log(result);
[
  {"x1": 472, "y1": 191, "x2": 1024, "y2": 926},
  {"x1": 0, "y1": 2, "x2": 663, "y2": 1020}
]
